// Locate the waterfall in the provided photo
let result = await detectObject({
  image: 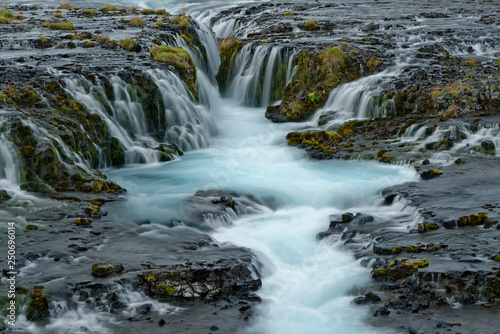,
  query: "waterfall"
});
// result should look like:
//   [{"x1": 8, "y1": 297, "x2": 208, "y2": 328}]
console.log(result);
[
  {"x1": 226, "y1": 44, "x2": 296, "y2": 107},
  {"x1": 314, "y1": 70, "x2": 399, "y2": 128},
  {"x1": 0, "y1": 117, "x2": 20, "y2": 188},
  {"x1": 63, "y1": 69, "x2": 216, "y2": 165}
]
